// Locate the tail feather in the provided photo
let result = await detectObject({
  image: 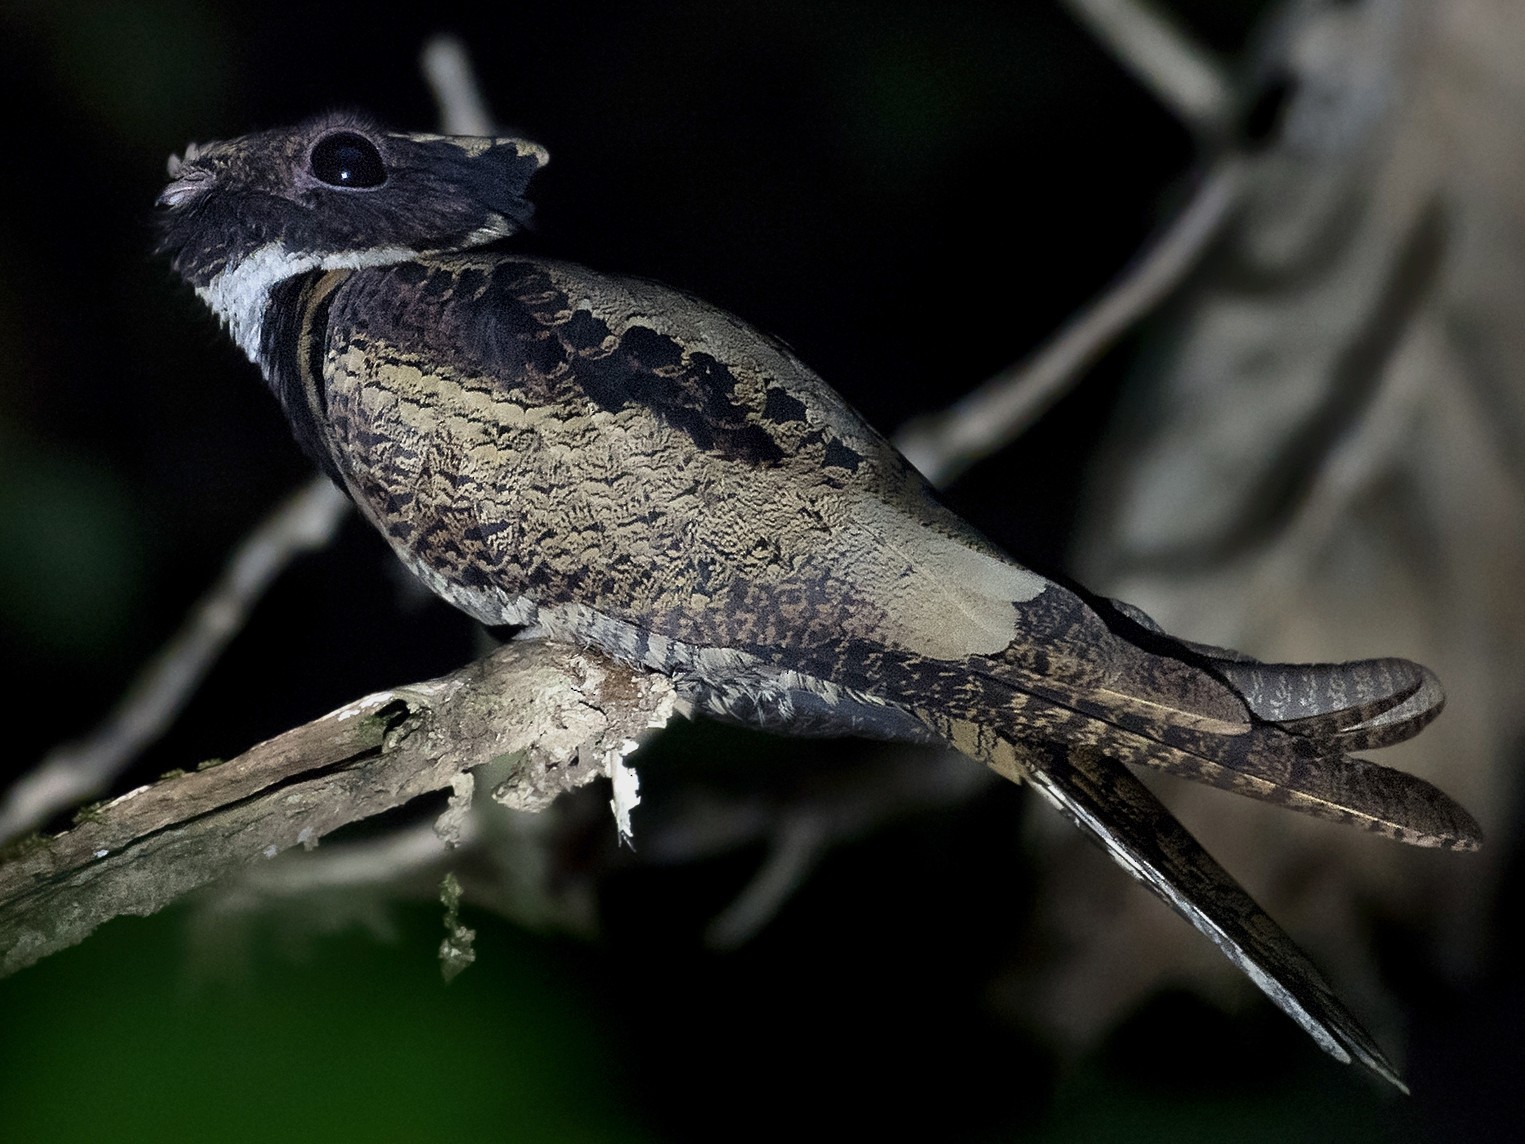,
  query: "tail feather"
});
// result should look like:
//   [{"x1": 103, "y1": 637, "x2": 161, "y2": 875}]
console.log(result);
[
  {"x1": 829, "y1": 618, "x2": 1476, "y2": 1087},
  {"x1": 904, "y1": 598, "x2": 1477, "y2": 1088},
  {"x1": 1332, "y1": 668, "x2": 1446, "y2": 749},
  {"x1": 1275, "y1": 663, "x2": 1444, "y2": 751},
  {"x1": 940, "y1": 652, "x2": 1481, "y2": 851},
  {"x1": 1102, "y1": 597, "x2": 1446, "y2": 749},
  {"x1": 1034, "y1": 683, "x2": 1479, "y2": 849},
  {"x1": 1091, "y1": 719, "x2": 1482, "y2": 849},
  {"x1": 1012, "y1": 742, "x2": 1410, "y2": 1091},
  {"x1": 1208, "y1": 657, "x2": 1444, "y2": 749}
]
